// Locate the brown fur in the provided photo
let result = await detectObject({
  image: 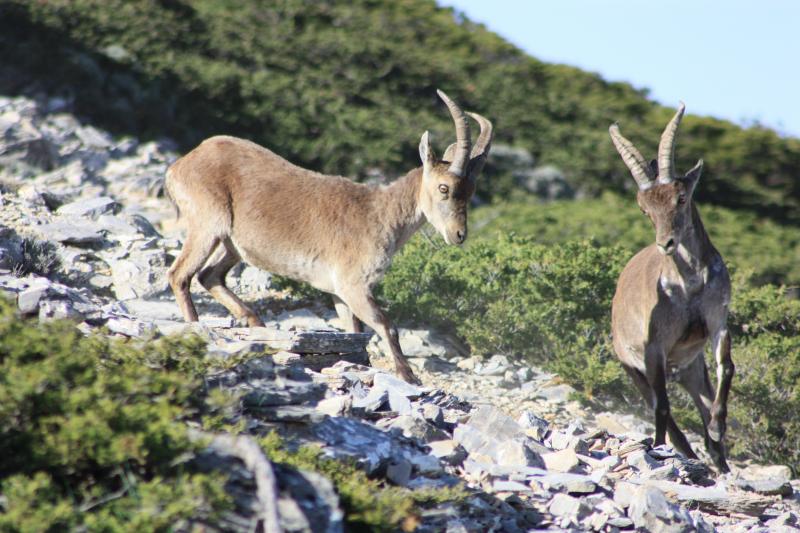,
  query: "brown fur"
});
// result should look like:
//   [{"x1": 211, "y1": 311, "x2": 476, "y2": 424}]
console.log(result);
[
  {"x1": 611, "y1": 127, "x2": 734, "y2": 473},
  {"x1": 165, "y1": 101, "x2": 491, "y2": 385}
]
